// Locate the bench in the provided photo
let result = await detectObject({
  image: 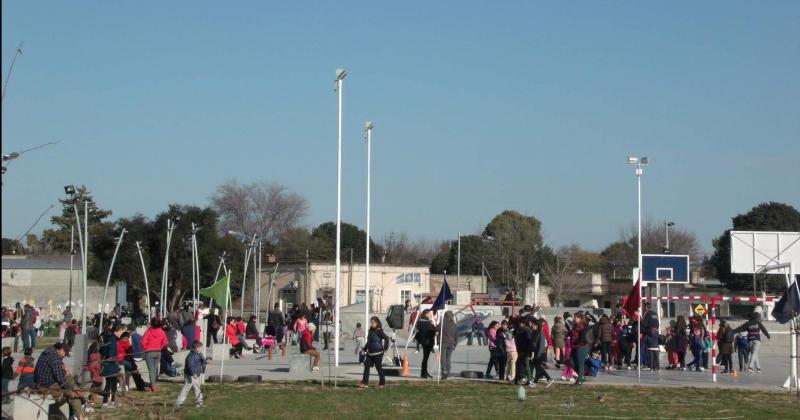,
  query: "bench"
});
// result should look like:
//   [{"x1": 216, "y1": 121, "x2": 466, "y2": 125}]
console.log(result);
[{"x1": 289, "y1": 354, "x2": 313, "y2": 373}]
